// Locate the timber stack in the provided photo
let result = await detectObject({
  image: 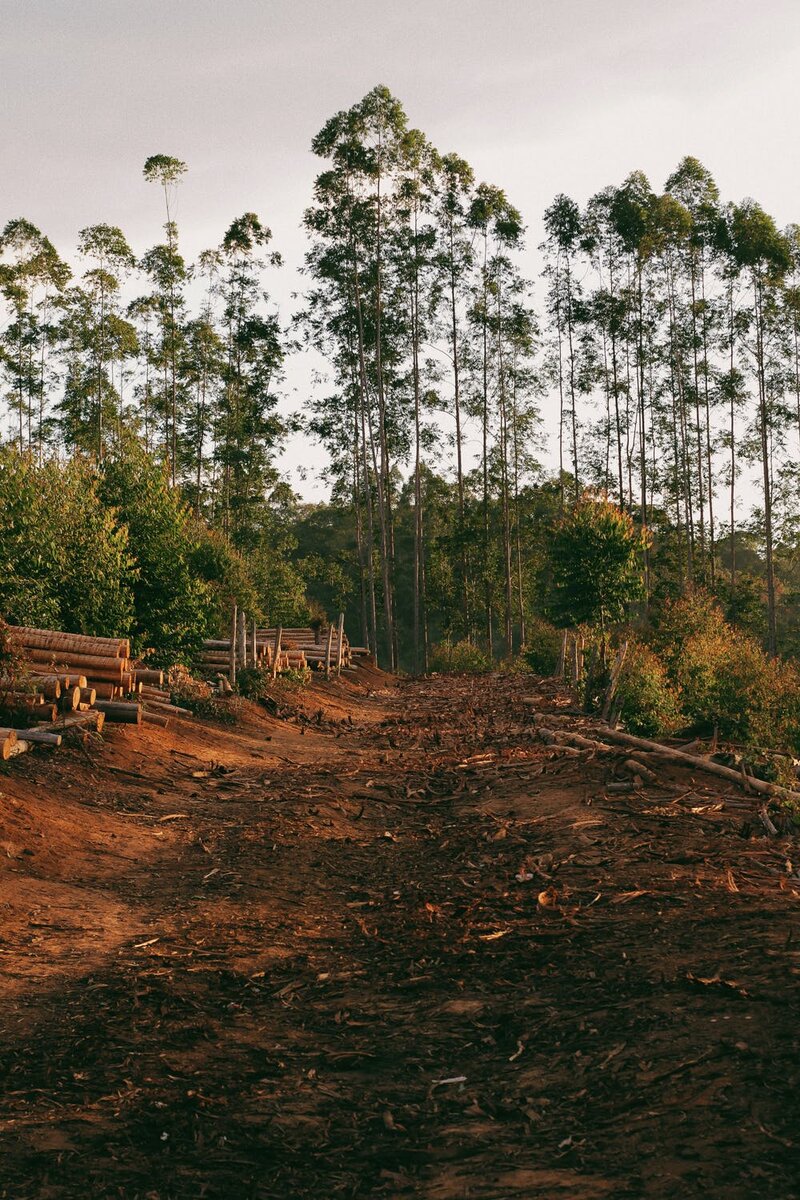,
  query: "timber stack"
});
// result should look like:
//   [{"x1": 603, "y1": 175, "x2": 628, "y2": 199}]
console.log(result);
[
  {"x1": 1, "y1": 624, "x2": 191, "y2": 755},
  {"x1": 197, "y1": 610, "x2": 357, "y2": 684}
]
